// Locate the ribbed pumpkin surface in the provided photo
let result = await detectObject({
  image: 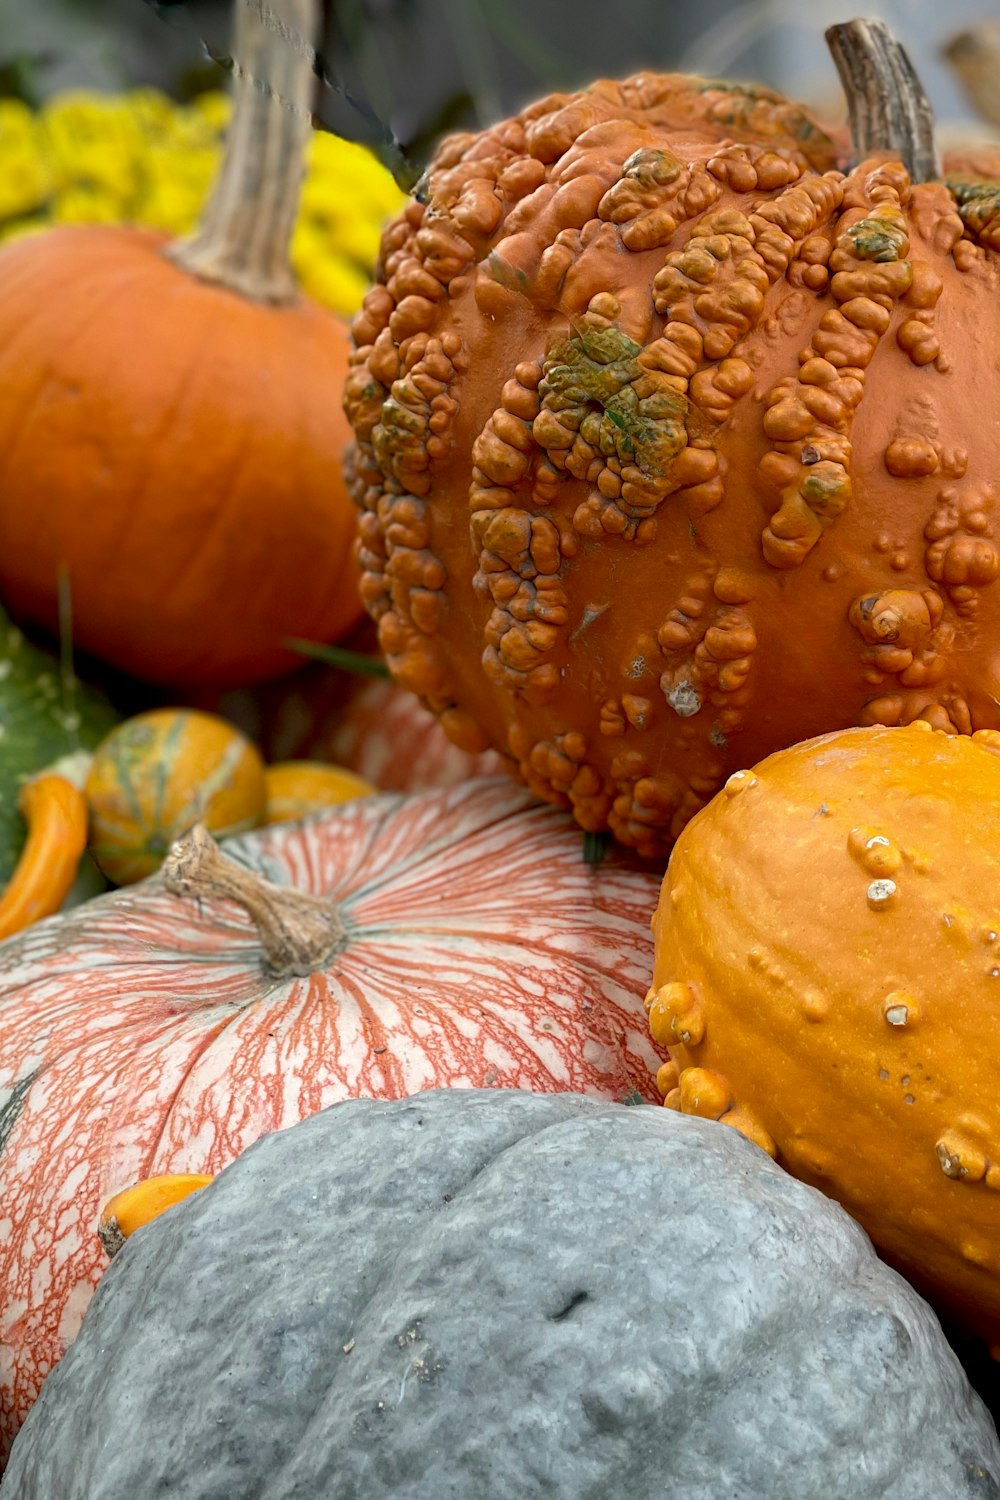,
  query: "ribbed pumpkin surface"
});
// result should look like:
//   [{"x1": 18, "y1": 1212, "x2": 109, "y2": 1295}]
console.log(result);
[{"x1": 0, "y1": 777, "x2": 663, "y2": 1463}]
